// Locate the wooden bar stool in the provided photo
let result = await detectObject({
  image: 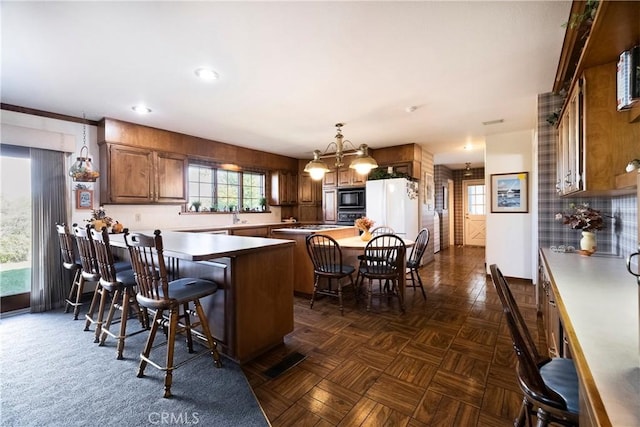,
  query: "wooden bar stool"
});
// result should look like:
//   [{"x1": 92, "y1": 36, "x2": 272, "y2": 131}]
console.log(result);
[
  {"x1": 90, "y1": 226, "x2": 147, "y2": 360},
  {"x1": 124, "y1": 229, "x2": 222, "y2": 398},
  {"x1": 56, "y1": 223, "x2": 83, "y2": 319},
  {"x1": 72, "y1": 223, "x2": 103, "y2": 341}
]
